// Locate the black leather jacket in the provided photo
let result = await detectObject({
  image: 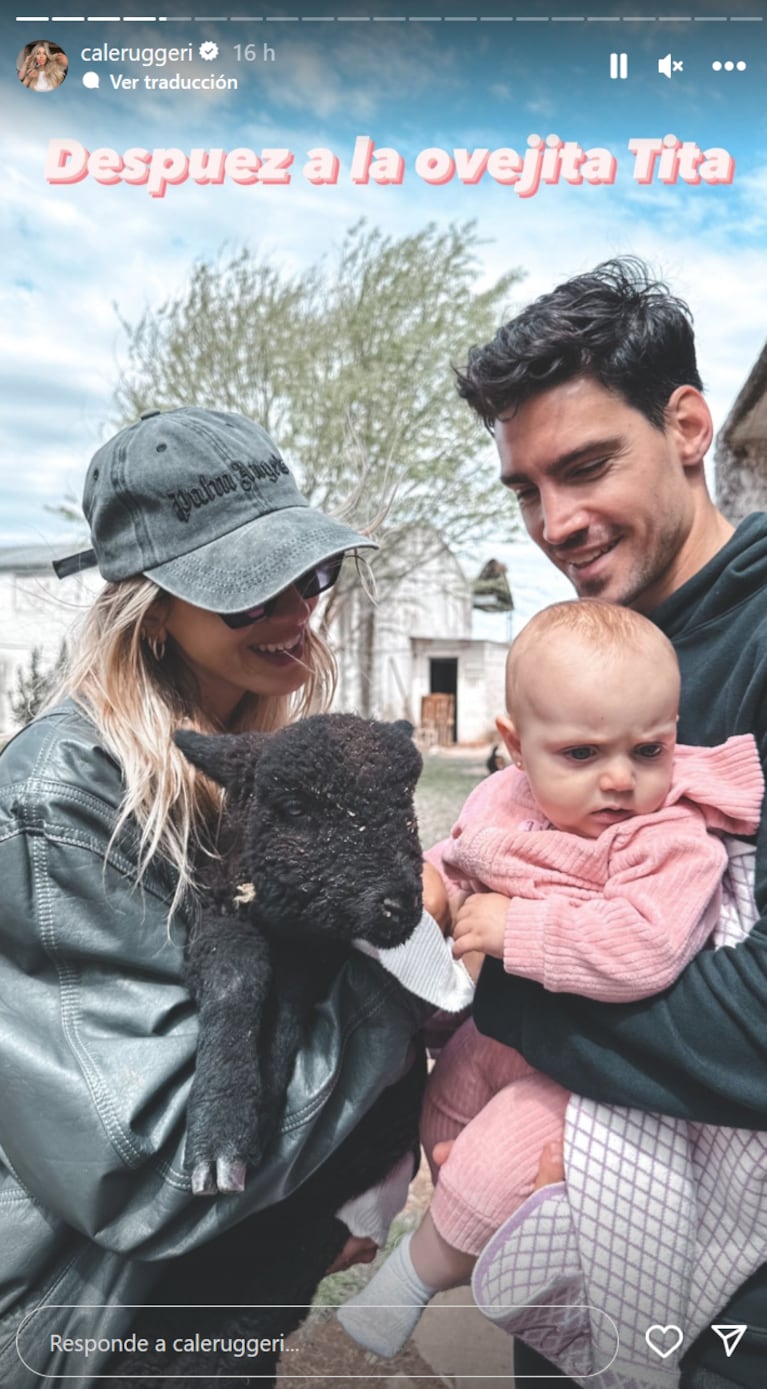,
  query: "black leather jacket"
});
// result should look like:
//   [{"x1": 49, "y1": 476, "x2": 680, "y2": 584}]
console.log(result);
[{"x1": 0, "y1": 700, "x2": 428, "y2": 1386}]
